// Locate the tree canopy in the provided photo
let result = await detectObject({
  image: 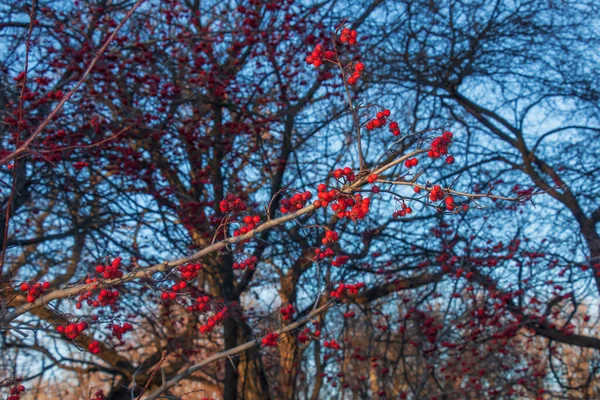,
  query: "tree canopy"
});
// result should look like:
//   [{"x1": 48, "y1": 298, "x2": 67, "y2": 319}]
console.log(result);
[{"x1": 1, "y1": 0, "x2": 599, "y2": 399}]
